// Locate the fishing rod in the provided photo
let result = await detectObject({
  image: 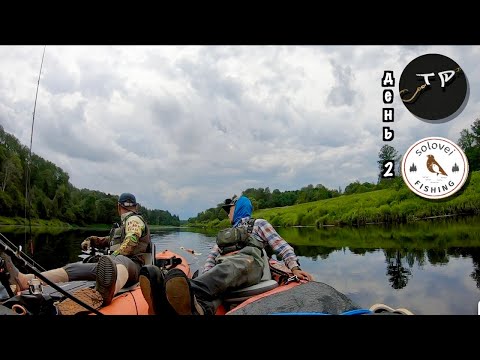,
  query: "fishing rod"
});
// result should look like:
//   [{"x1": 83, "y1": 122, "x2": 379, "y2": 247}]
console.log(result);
[
  {"x1": 24, "y1": 45, "x2": 46, "y2": 264},
  {"x1": 0, "y1": 232, "x2": 44, "y2": 273},
  {"x1": 0, "y1": 47, "x2": 103, "y2": 315},
  {"x1": 0, "y1": 235, "x2": 104, "y2": 315}
]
